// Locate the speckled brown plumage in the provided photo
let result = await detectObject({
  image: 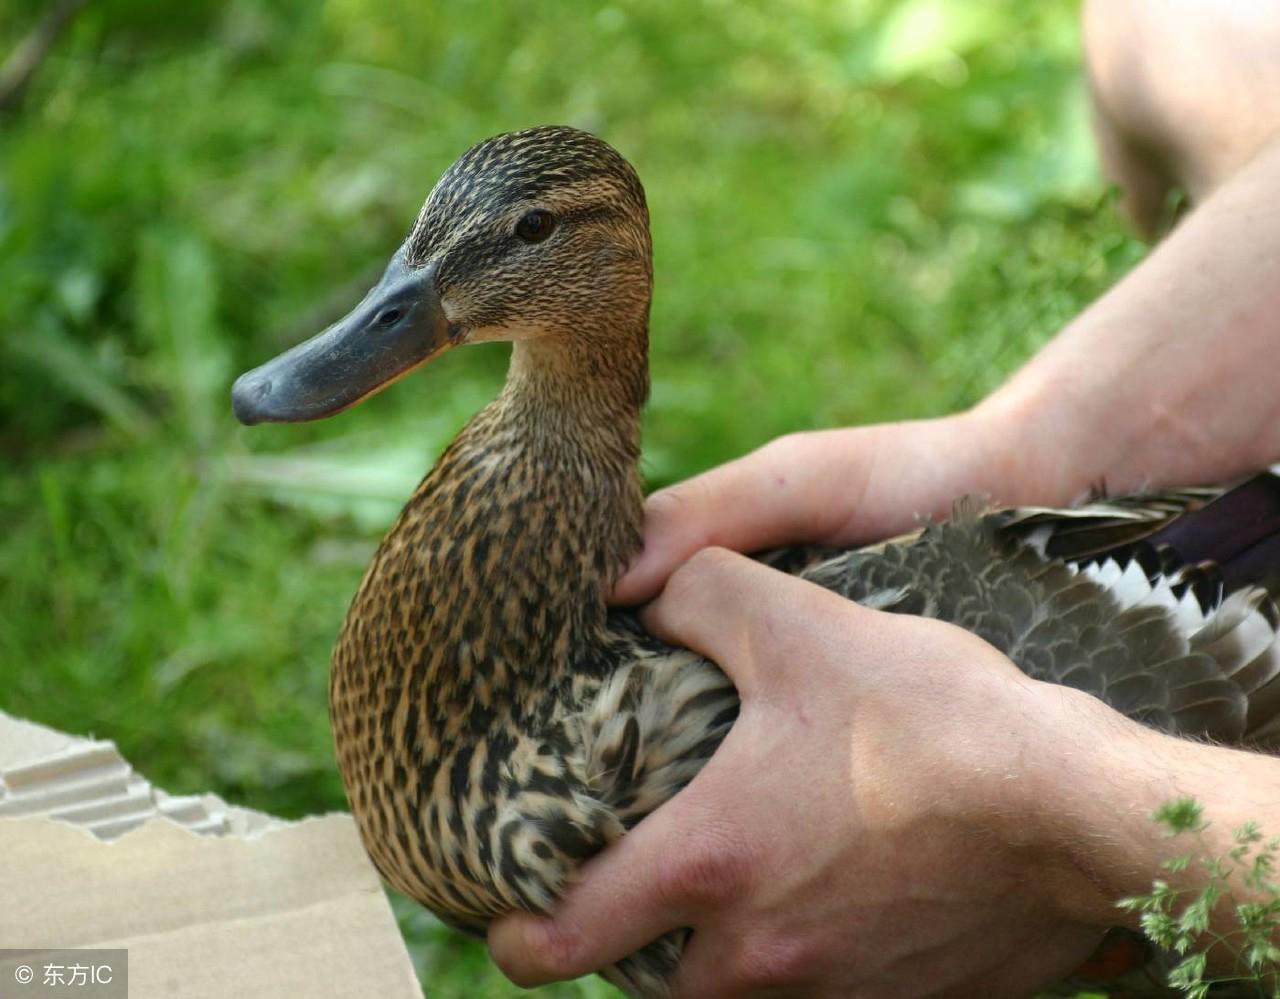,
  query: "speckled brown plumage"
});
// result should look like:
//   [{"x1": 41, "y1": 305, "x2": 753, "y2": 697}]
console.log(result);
[
  {"x1": 328, "y1": 127, "x2": 735, "y2": 994},
  {"x1": 248, "y1": 127, "x2": 1280, "y2": 998}
]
